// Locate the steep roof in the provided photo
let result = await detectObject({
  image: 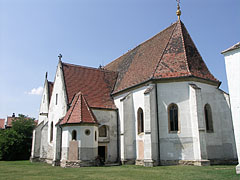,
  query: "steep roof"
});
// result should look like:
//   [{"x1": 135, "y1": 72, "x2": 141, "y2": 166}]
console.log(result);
[
  {"x1": 222, "y1": 42, "x2": 240, "y2": 54},
  {"x1": 62, "y1": 62, "x2": 117, "y2": 109},
  {"x1": 0, "y1": 119, "x2": 5, "y2": 129},
  {"x1": 60, "y1": 92, "x2": 97, "y2": 125},
  {"x1": 105, "y1": 20, "x2": 219, "y2": 94}
]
